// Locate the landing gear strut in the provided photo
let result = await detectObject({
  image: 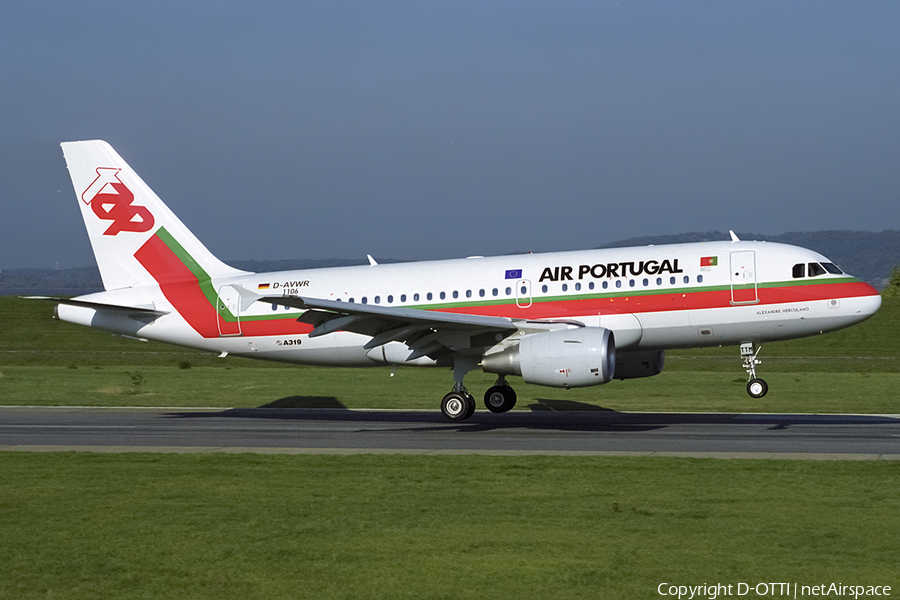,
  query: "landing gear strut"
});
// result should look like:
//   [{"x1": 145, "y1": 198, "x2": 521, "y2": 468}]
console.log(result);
[
  {"x1": 741, "y1": 342, "x2": 768, "y2": 399},
  {"x1": 440, "y1": 355, "x2": 479, "y2": 421}
]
